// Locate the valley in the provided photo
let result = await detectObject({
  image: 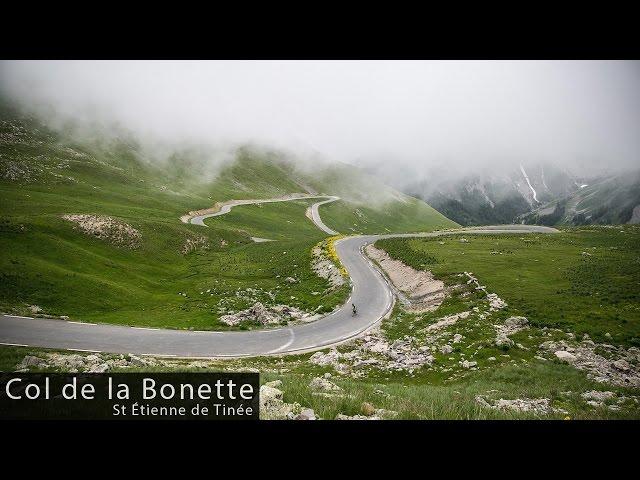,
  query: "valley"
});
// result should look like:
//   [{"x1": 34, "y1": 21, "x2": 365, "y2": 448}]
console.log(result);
[{"x1": 1, "y1": 100, "x2": 639, "y2": 420}]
